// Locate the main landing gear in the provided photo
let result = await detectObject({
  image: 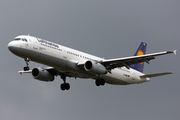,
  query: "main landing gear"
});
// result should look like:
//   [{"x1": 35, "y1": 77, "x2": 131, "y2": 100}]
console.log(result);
[
  {"x1": 95, "y1": 79, "x2": 105, "y2": 86},
  {"x1": 24, "y1": 58, "x2": 30, "y2": 71},
  {"x1": 60, "y1": 75, "x2": 70, "y2": 91}
]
